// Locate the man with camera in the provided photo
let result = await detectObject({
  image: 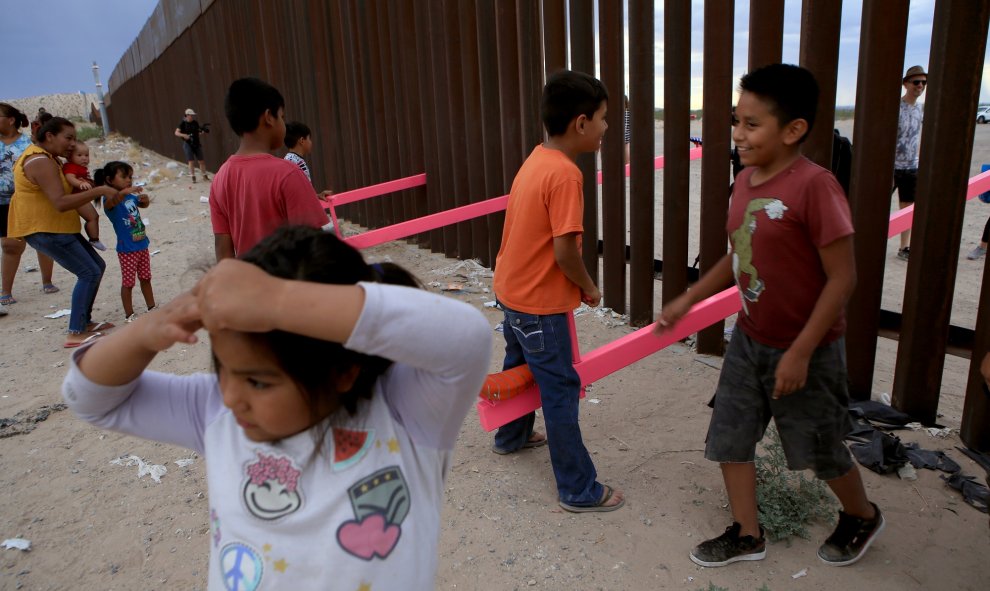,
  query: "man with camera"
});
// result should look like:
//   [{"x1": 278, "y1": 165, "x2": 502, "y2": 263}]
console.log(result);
[{"x1": 175, "y1": 108, "x2": 210, "y2": 183}]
